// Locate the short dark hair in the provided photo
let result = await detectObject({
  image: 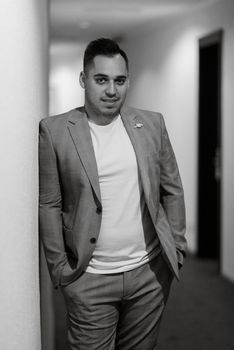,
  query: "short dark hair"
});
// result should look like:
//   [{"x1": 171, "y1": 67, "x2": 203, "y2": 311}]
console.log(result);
[{"x1": 83, "y1": 38, "x2": 129, "y2": 73}]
